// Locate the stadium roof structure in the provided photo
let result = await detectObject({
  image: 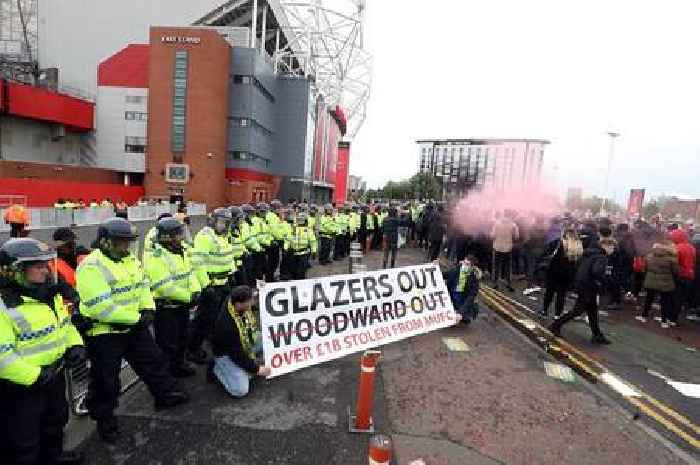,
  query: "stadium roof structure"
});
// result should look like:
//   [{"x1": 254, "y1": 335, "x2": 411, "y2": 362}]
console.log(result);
[{"x1": 194, "y1": 0, "x2": 372, "y2": 140}]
